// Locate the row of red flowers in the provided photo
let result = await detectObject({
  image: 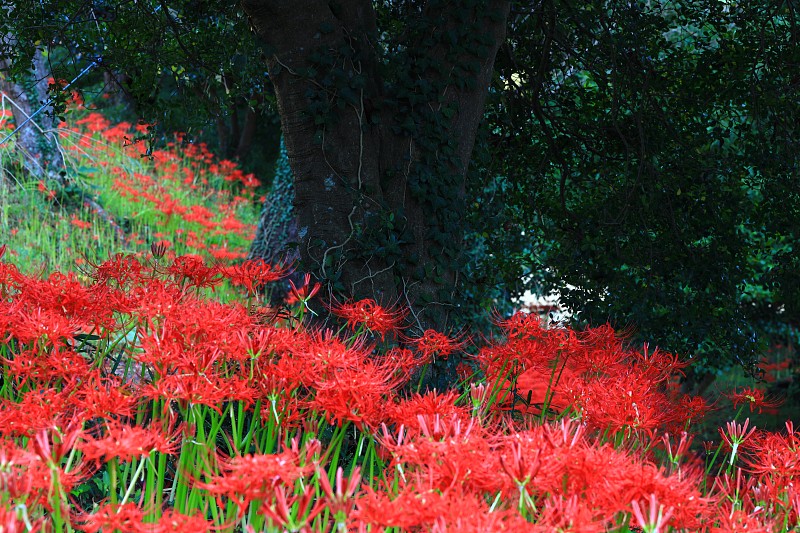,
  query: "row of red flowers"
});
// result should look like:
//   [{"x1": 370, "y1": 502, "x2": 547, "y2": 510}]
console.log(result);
[{"x1": 0, "y1": 245, "x2": 797, "y2": 531}]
